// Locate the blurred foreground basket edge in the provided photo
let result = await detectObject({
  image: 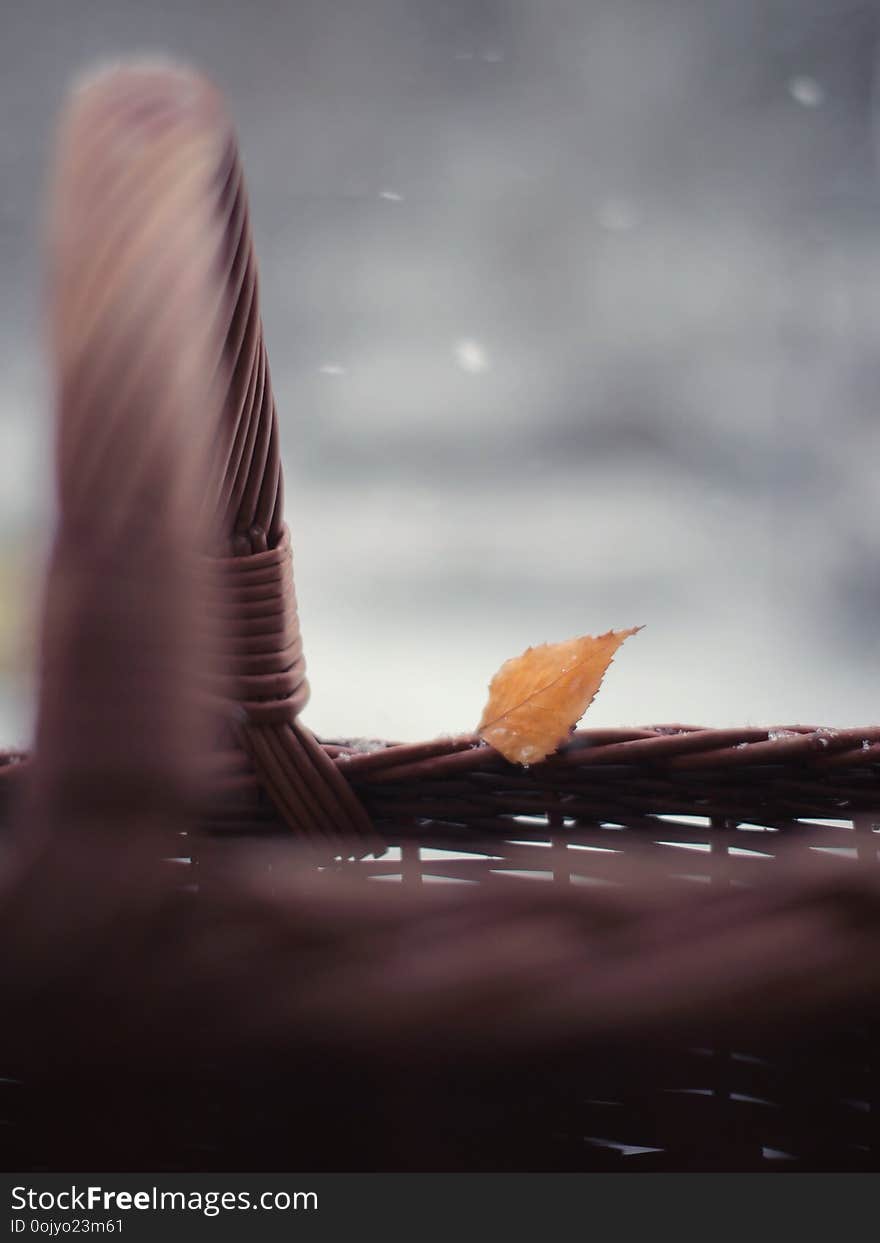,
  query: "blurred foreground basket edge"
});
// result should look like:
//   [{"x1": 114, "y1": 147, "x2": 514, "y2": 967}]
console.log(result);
[{"x1": 0, "y1": 63, "x2": 878, "y2": 1173}]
